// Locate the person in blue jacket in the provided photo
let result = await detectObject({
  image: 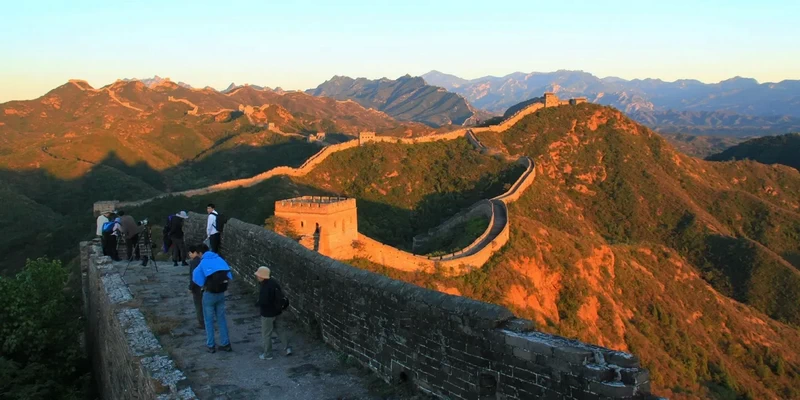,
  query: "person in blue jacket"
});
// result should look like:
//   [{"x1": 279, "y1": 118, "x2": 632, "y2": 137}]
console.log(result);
[{"x1": 191, "y1": 245, "x2": 233, "y2": 353}]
